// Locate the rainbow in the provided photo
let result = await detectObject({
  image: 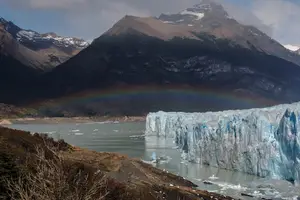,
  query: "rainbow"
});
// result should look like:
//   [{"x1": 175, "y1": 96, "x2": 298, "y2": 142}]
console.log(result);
[{"x1": 29, "y1": 85, "x2": 278, "y2": 112}]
